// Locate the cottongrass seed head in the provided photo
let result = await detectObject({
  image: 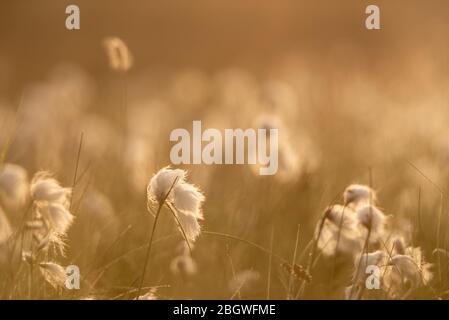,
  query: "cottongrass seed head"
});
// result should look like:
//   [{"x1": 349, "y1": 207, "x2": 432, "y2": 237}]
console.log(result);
[
  {"x1": 318, "y1": 205, "x2": 362, "y2": 256},
  {"x1": 386, "y1": 245, "x2": 433, "y2": 292},
  {"x1": 0, "y1": 163, "x2": 29, "y2": 209},
  {"x1": 39, "y1": 202, "x2": 75, "y2": 235},
  {"x1": 30, "y1": 171, "x2": 71, "y2": 205},
  {"x1": 39, "y1": 262, "x2": 66, "y2": 288},
  {"x1": 147, "y1": 166, "x2": 205, "y2": 242},
  {"x1": 29, "y1": 172, "x2": 74, "y2": 255},
  {"x1": 343, "y1": 184, "x2": 377, "y2": 208},
  {"x1": 0, "y1": 205, "x2": 12, "y2": 245},
  {"x1": 103, "y1": 37, "x2": 133, "y2": 72},
  {"x1": 147, "y1": 166, "x2": 186, "y2": 204},
  {"x1": 355, "y1": 204, "x2": 388, "y2": 241}
]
